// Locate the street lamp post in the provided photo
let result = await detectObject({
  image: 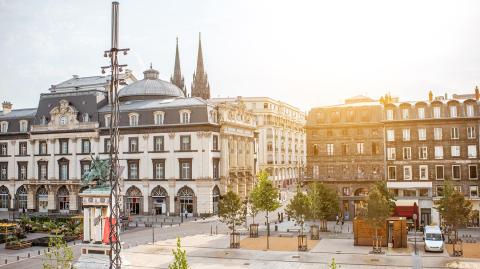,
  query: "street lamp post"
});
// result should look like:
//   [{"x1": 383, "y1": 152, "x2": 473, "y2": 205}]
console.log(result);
[{"x1": 413, "y1": 213, "x2": 418, "y2": 255}]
